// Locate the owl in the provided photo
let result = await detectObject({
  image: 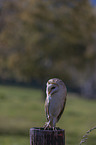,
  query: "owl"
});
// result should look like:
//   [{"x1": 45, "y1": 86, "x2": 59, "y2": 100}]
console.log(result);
[{"x1": 44, "y1": 78, "x2": 67, "y2": 129}]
